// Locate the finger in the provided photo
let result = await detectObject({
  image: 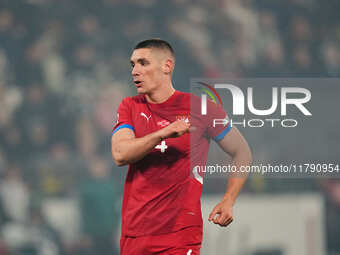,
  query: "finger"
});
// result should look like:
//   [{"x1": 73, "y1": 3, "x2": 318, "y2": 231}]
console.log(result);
[
  {"x1": 213, "y1": 213, "x2": 222, "y2": 224},
  {"x1": 209, "y1": 206, "x2": 221, "y2": 221},
  {"x1": 217, "y1": 213, "x2": 228, "y2": 225},
  {"x1": 215, "y1": 213, "x2": 231, "y2": 227},
  {"x1": 178, "y1": 129, "x2": 189, "y2": 136},
  {"x1": 208, "y1": 208, "x2": 219, "y2": 221},
  {"x1": 222, "y1": 217, "x2": 233, "y2": 227},
  {"x1": 225, "y1": 218, "x2": 233, "y2": 226},
  {"x1": 222, "y1": 213, "x2": 232, "y2": 222},
  {"x1": 183, "y1": 125, "x2": 191, "y2": 133}
]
